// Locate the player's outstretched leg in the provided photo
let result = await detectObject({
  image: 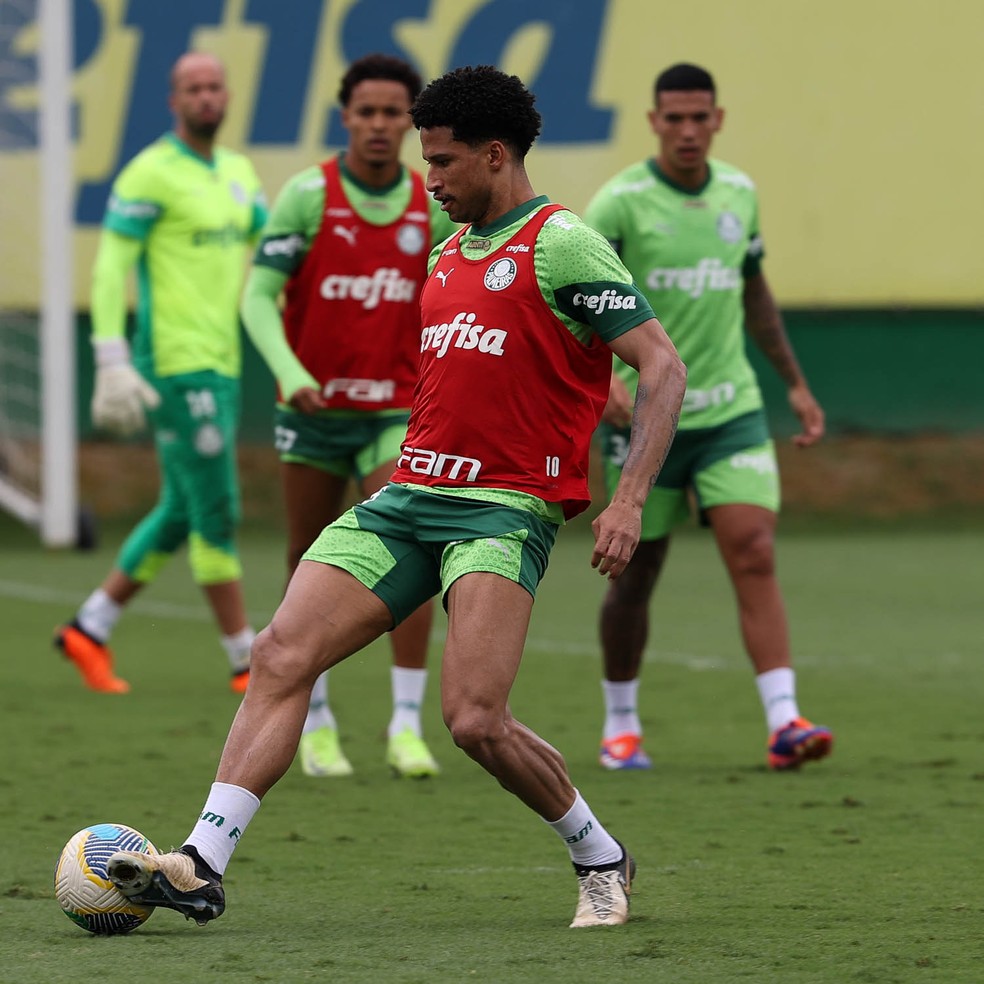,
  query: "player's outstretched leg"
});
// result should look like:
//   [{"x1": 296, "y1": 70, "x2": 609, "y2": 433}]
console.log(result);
[{"x1": 107, "y1": 846, "x2": 225, "y2": 926}]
